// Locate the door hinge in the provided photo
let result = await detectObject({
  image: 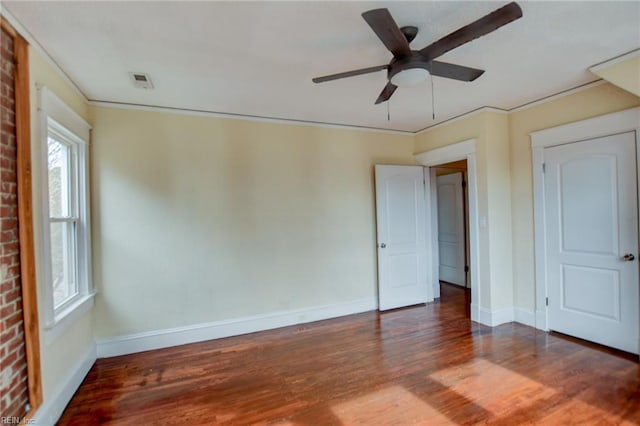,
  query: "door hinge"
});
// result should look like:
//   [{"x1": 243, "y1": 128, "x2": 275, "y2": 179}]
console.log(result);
[
  {"x1": 542, "y1": 163, "x2": 546, "y2": 173},
  {"x1": 546, "y1": 297, "x2": 549, "y2": 306},
  {"x1": 462, "y1": 180, "x2": 467, "y2": 188},
  {"x1": 464, "y1": 265, "x2": 469, "y2": 272}
]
